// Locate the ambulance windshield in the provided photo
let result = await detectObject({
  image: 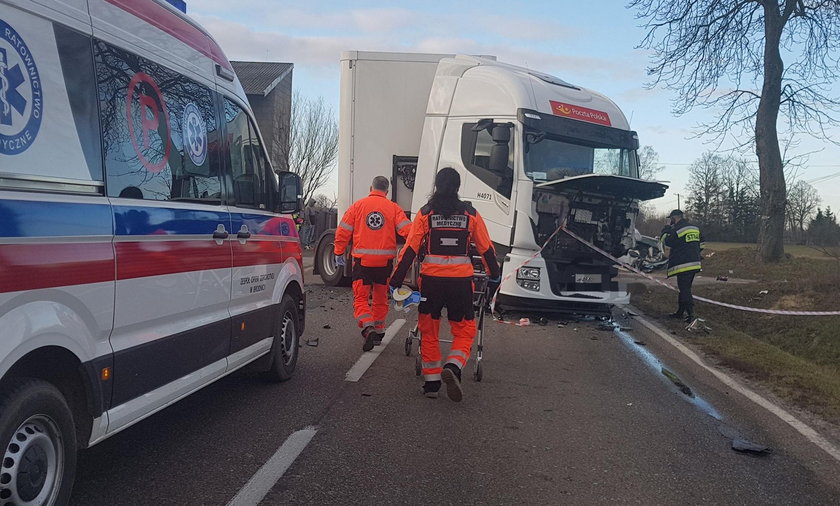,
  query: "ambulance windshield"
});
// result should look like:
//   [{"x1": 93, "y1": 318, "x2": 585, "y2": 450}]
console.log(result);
[{"x1": 524, "y1": 136, "x2": 638, "y2": 182}]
